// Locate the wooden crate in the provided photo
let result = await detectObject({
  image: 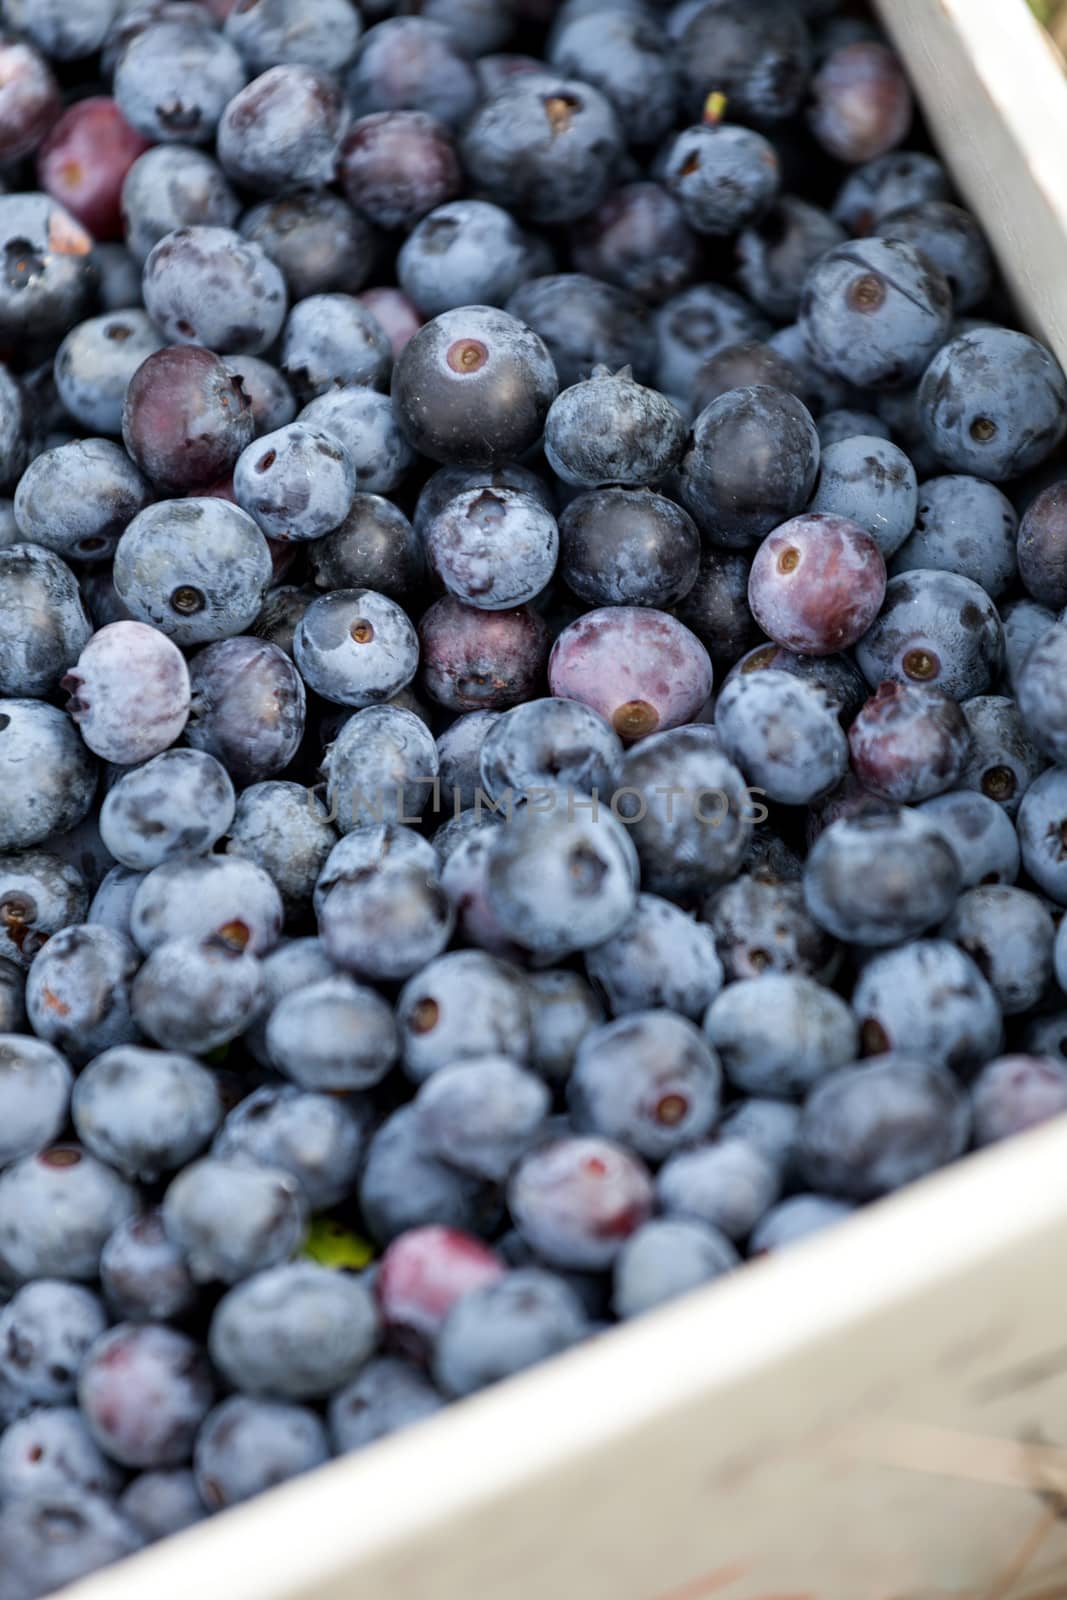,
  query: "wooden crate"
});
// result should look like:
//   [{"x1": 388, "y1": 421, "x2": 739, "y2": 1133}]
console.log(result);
[{"x1": 69, "y1": 4, "x2": 1067, "y2": 1598}]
